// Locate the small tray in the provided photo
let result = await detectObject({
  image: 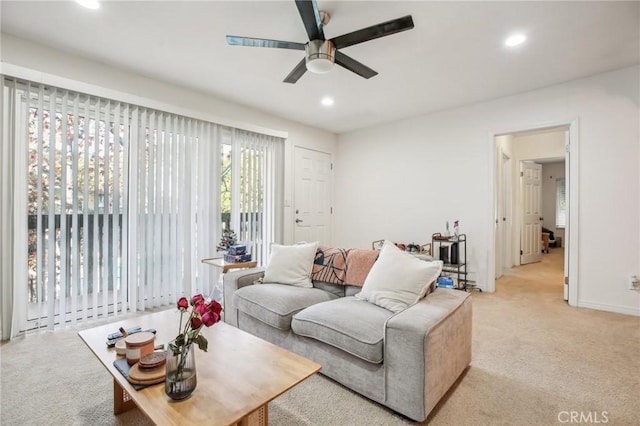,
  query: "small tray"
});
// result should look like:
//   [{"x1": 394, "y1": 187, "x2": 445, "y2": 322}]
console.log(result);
[
  {"x1": 139, "y1": 351, "x2": 167, "y2": 370},
  {"x1": 128, "y1": 363, "x2": 165, "y2": 385}
]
